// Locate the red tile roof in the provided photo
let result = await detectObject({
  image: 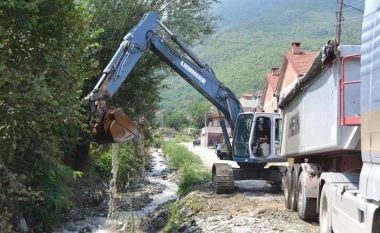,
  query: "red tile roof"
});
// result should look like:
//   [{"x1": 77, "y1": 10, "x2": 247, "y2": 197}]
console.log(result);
[{"x1": 285, "y1": 51, "x2": 318, "y2": 75}]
